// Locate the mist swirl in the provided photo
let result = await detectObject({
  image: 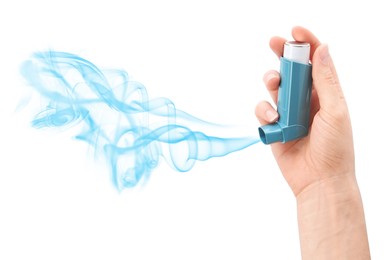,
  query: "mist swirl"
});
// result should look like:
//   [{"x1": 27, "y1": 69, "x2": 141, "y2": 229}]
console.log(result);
[{"x1": 21, "y1": 51, "x2": 259, "y2": 190}]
